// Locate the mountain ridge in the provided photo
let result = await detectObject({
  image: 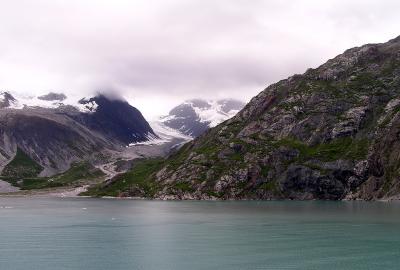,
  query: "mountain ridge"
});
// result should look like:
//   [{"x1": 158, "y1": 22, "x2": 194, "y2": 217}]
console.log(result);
[{"x1": 88, "y1": 35, "x2": 400, "y2": 200}]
